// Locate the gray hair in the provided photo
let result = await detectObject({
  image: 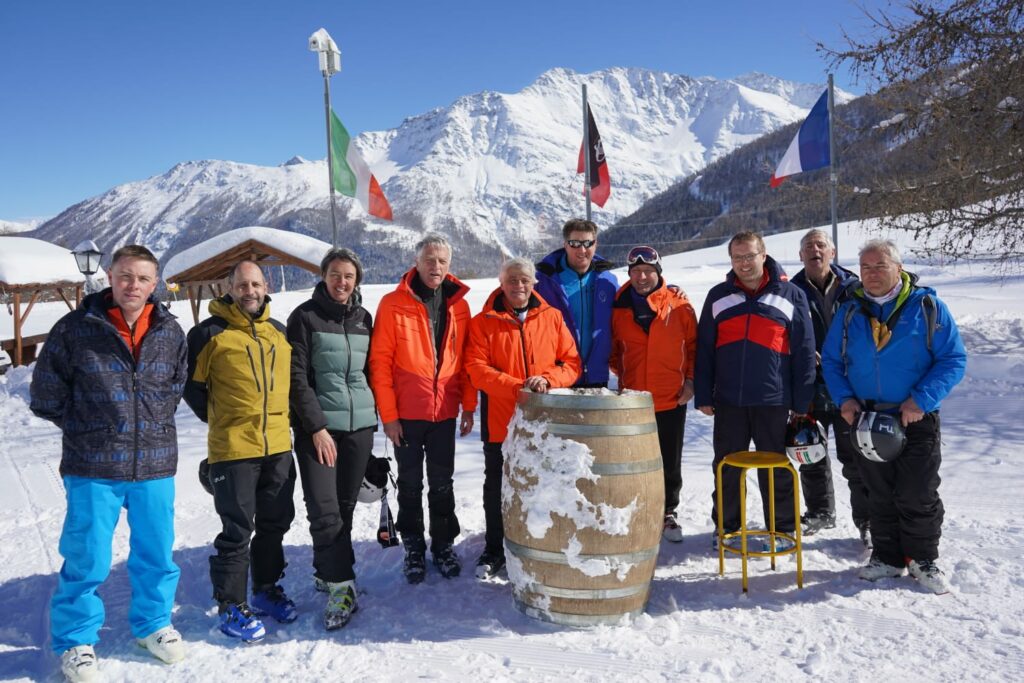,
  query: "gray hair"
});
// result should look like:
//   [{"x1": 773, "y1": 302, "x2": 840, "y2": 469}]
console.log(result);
[
  {"x1": 500, "y1": 257, "x2": 537, "y2": 283},
  {"x1": 800, "y1": 228, "x2": 835, "y2": 250},
  {"x1": 415, "y1": 233, "x2": 452, "y2": 260},
  {"x1": 859, "y1": 238, "x2": 902, "y2": 265},
  {"x1": 320, "y1": 247, "x2": 364, "y2": 285}
]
